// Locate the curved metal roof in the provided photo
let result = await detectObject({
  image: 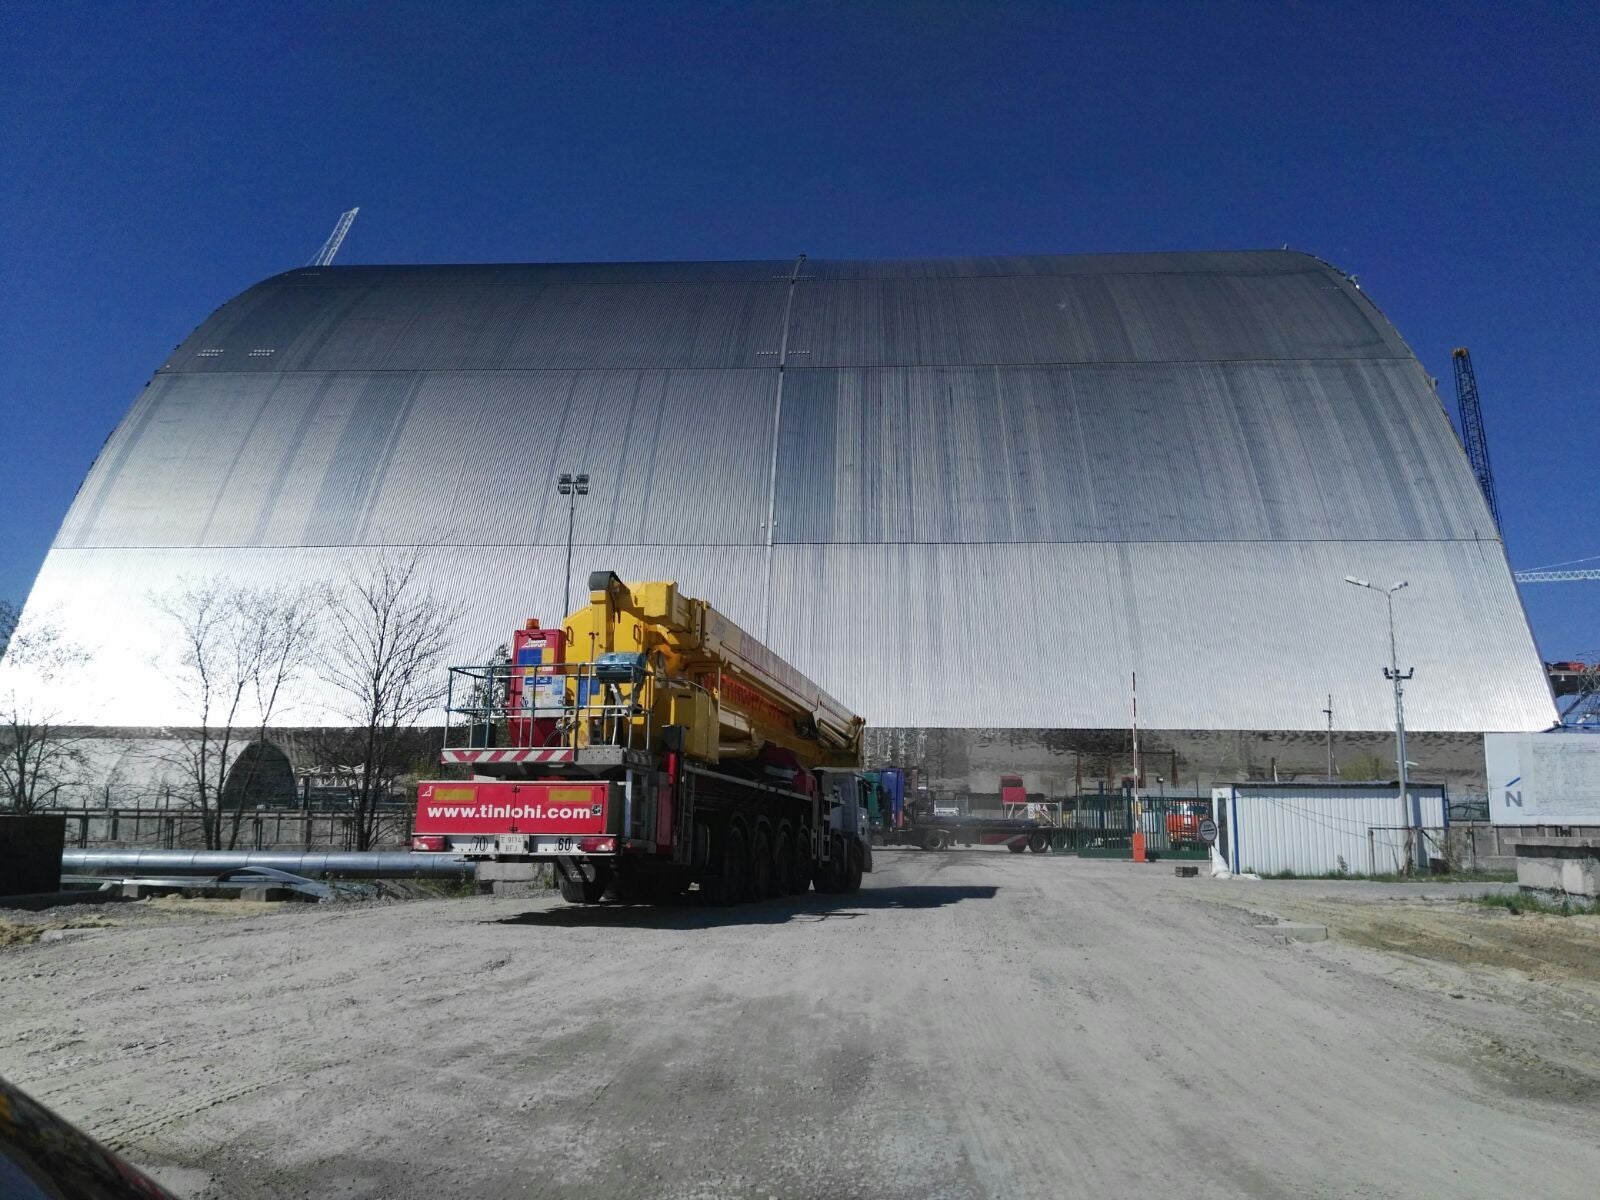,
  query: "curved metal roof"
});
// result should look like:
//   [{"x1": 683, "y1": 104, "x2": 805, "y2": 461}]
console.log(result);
[{"x1": 18, "y1": 250, "x2": 1555, "y2": 731}]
